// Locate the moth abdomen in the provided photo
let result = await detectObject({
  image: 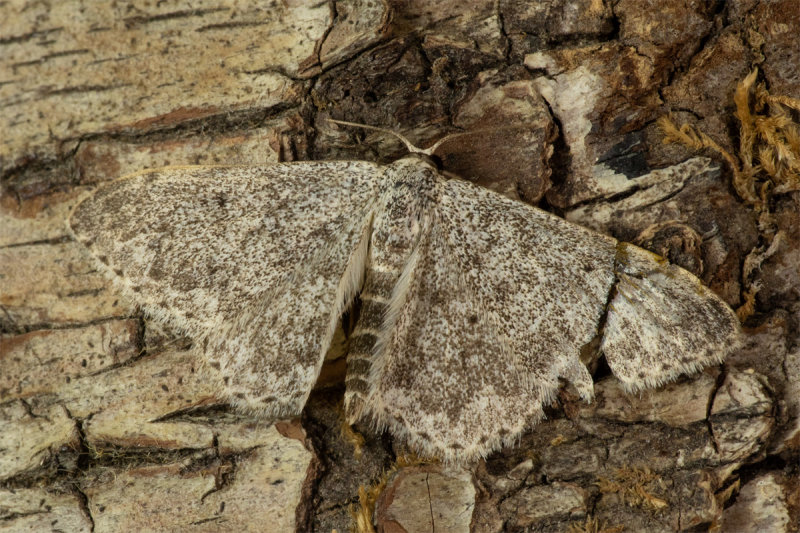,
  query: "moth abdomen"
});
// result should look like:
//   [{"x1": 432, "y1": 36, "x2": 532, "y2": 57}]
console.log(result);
[{"x1": 344, "y1": 263, "x2": 402, "y2": 421}]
